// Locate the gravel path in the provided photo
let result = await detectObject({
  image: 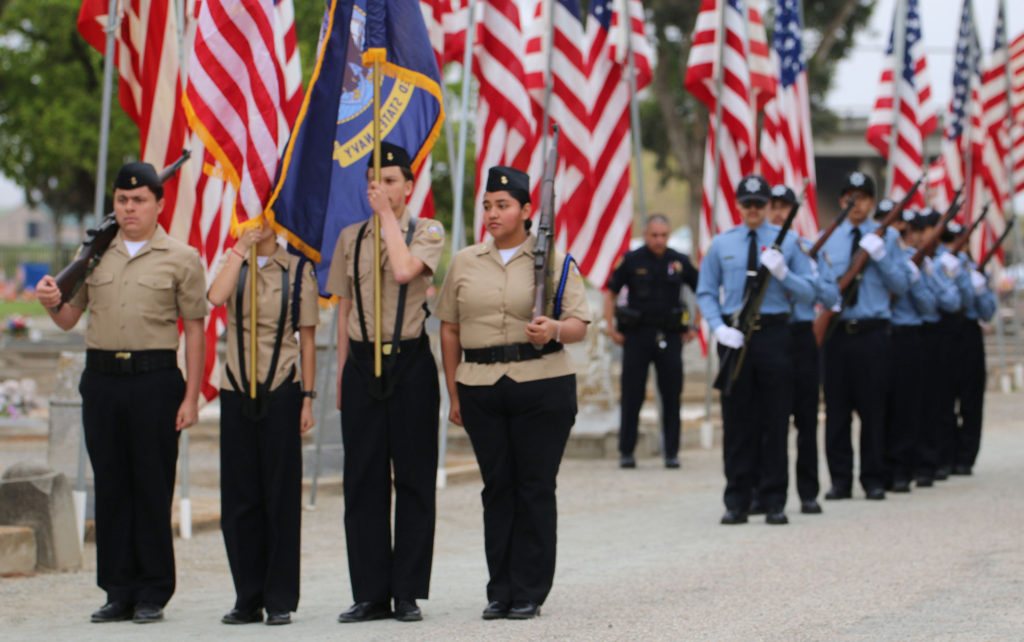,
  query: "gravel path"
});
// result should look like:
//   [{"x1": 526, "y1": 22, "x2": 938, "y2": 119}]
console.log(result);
[{"x1": 2, "y1": 391, "x2": 1023, "y2": 640}]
